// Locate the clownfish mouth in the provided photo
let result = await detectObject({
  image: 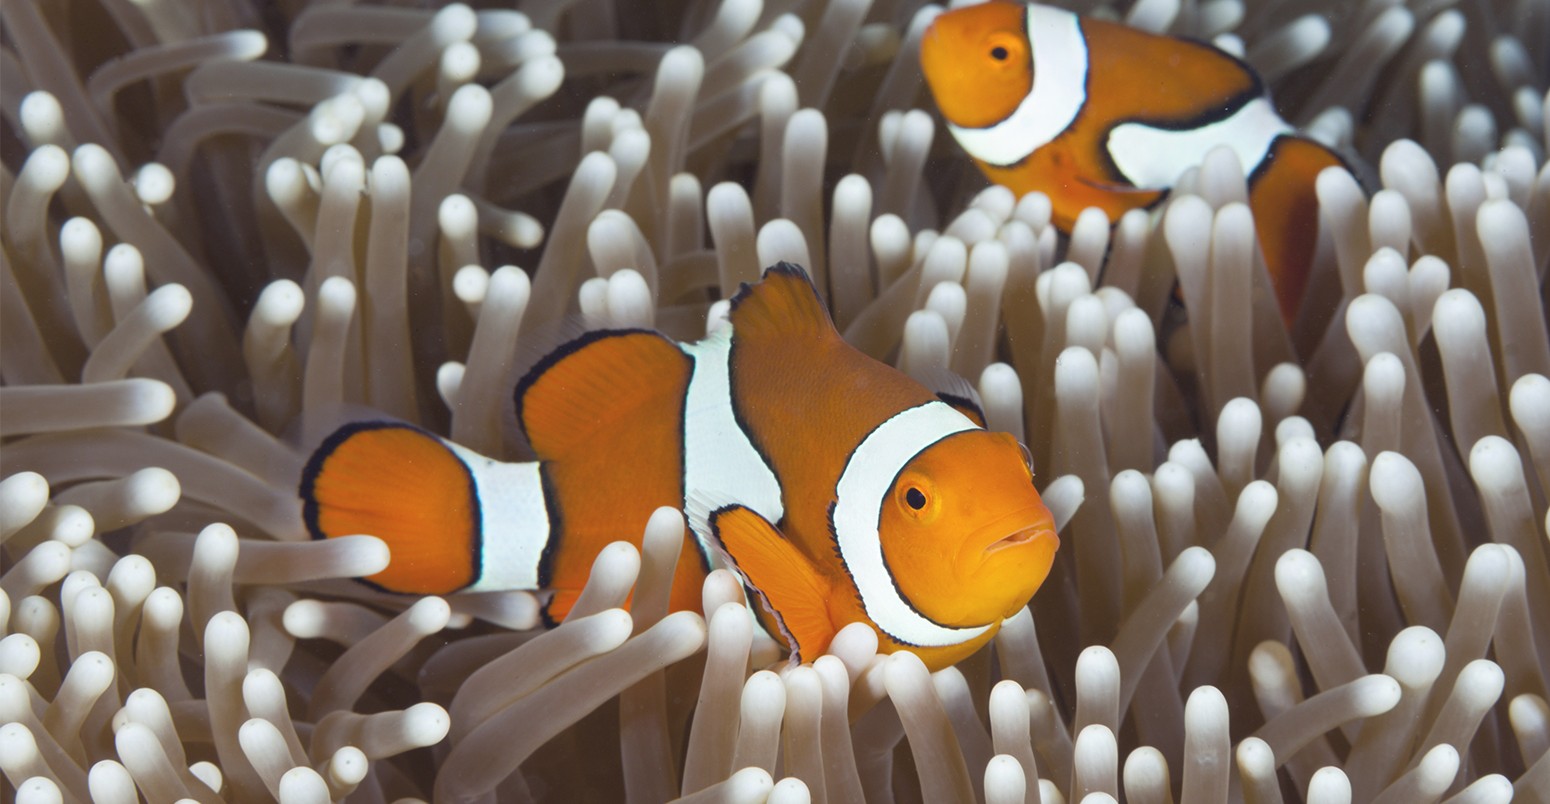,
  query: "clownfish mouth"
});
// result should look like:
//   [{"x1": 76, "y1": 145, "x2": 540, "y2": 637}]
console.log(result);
[
  {"x1": 953, "y1": 505, "x2": 1059, "y2": 574},
  {"x1": 982, "y1": 524, "x2": 1056, "y2": 557}
]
